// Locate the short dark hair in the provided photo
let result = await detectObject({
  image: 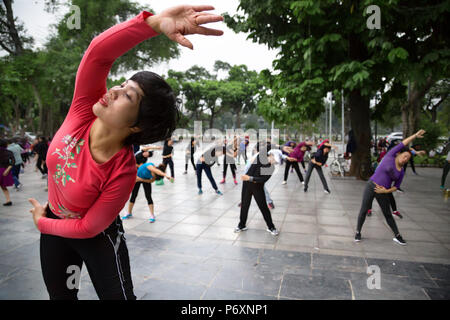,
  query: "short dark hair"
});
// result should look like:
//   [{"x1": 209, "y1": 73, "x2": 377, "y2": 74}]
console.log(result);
[
  {"x1": 398, "y1": 147, "x2": 412, "y2": 155},
  {"x1": 125, "y1": 71, "x2": 180, "y2": 146}
]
